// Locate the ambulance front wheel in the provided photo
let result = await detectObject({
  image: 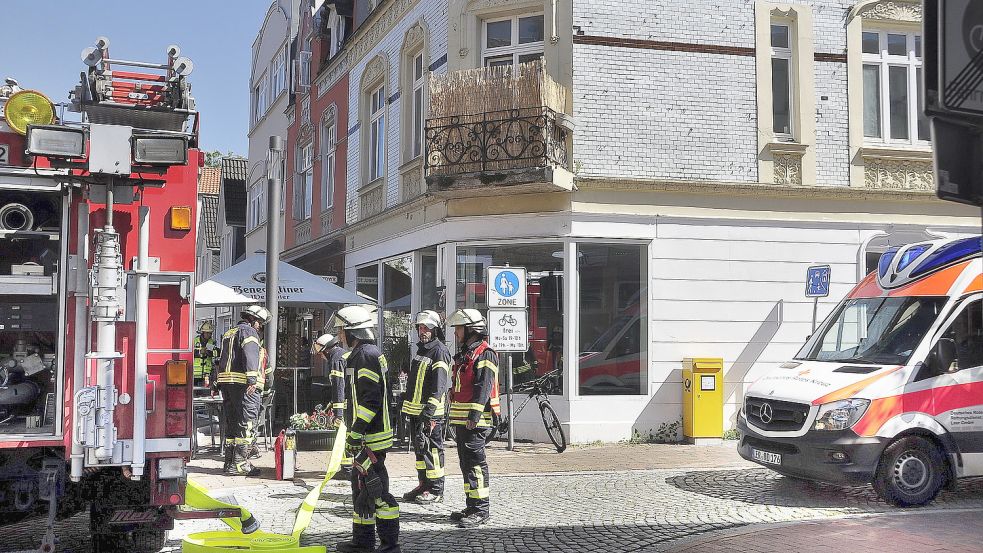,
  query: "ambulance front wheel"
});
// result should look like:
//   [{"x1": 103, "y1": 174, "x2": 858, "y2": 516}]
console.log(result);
[{"x1": 873, "y1": 435, "x2": 946, "y2": 507}]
